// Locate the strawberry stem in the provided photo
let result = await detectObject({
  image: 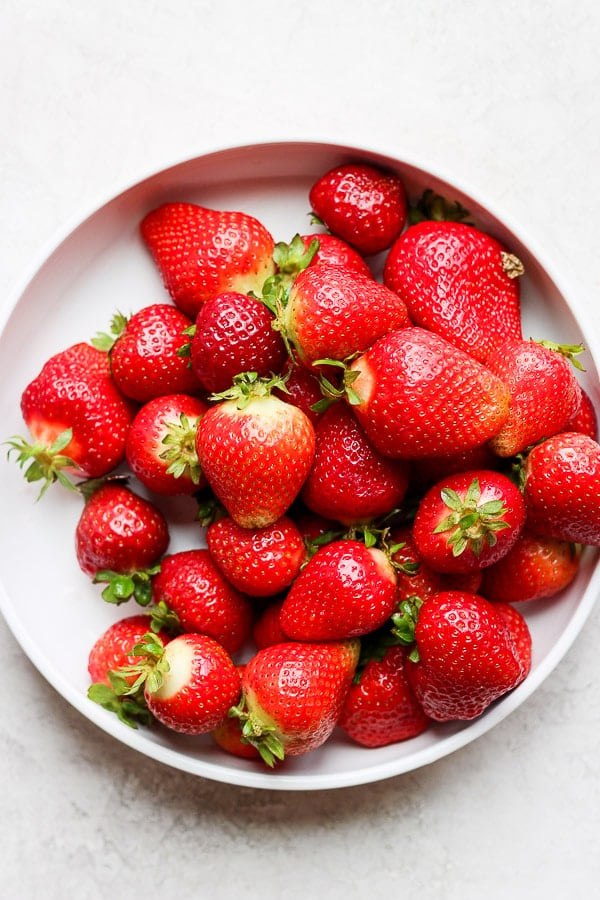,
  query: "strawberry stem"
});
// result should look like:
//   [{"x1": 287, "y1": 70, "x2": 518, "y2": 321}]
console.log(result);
[{"x1": 227, "y1": 697, "x2": 285, "y2": 767}]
